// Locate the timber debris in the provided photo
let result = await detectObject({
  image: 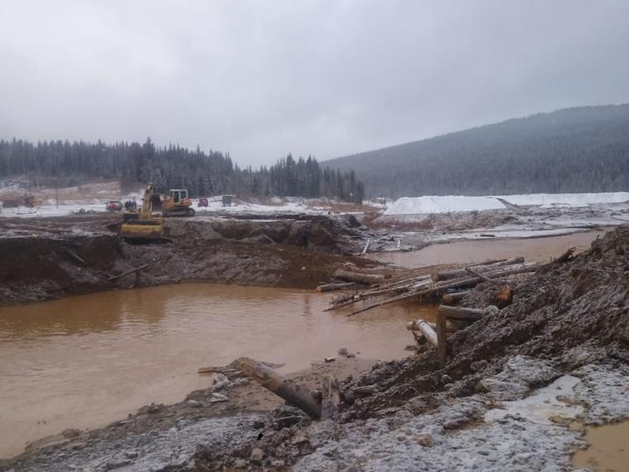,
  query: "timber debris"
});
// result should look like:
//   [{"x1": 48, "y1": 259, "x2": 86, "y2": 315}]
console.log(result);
[{"x1": 326, "y1": 256, "x2": 539, "y2": 317}]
